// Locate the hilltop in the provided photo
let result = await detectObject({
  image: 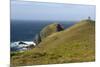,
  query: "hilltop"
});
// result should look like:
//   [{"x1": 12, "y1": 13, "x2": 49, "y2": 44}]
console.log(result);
[{"x1": 11, "y1": 20, "x2": 95, "y2": 66}]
